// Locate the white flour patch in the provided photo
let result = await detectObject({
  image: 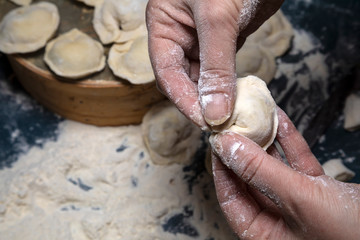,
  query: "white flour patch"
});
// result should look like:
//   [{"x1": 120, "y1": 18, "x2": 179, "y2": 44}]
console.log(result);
[{"x1": 0, "y1": 120, "x2": 235, "y2": 240}]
